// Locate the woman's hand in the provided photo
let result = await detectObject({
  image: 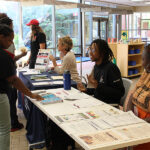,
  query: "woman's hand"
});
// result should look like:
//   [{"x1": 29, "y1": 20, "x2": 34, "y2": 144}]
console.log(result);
[
  {"x1": 49, "y1": 55, "x2": 57, "y2": 67},
  {"x1": 49, "y1": 55, "x2": 55, "y2": 62},
  {"x1": 30, "y1": 93, "x2": 44, "y2": 101},
  {"x1": 60, "y1": 52, "x2": 64, "y2": 60},
  {"x1": 77, "y1": 82, "x2": 86, "y2": 92},
  {"x1": 21, "y1": 51, "x2": 27, "y2": 57},
  {"x1": 87, "y1": 74, "x2": 98, "y2": 89}
]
